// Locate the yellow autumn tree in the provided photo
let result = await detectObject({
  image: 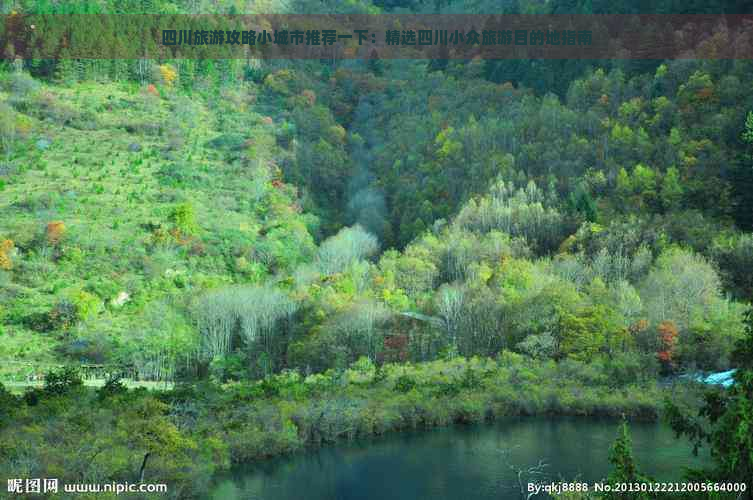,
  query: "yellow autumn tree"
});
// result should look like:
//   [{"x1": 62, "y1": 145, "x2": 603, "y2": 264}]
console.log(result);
[
  {"x1": 159, "y1": 64, "x2": 178, "y2": 88},
  {"x1": 0, "y1": 239, "x2": 14, "y2": 270}
]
